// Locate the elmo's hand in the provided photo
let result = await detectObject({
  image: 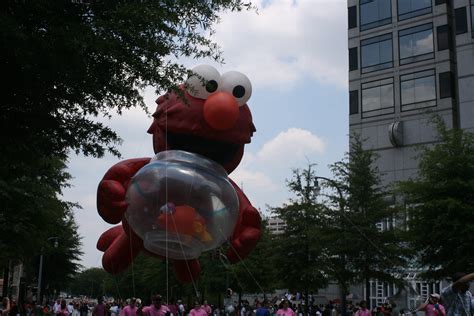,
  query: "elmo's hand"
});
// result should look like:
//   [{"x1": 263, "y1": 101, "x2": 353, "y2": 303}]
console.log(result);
[{"x1": 97, "y1": 158, "x2": 150, "y2": 224}]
